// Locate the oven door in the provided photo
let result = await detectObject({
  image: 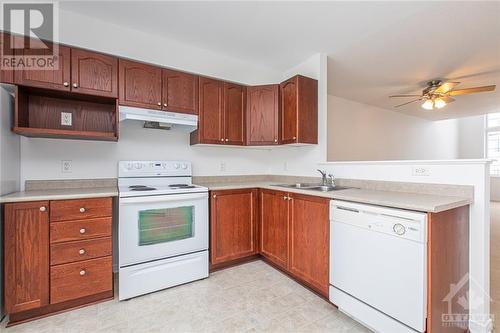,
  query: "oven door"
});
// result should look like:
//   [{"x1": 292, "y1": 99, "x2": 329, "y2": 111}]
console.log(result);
[{"x1": 119, "y1": 192, "x2": 208, "y2": 267}]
